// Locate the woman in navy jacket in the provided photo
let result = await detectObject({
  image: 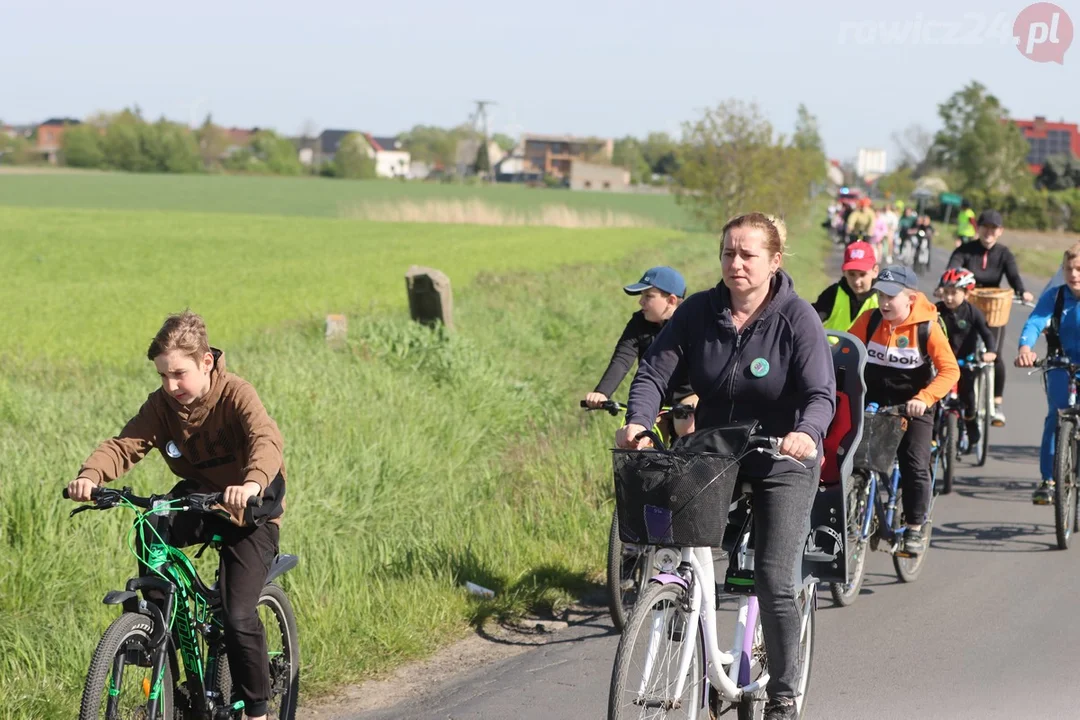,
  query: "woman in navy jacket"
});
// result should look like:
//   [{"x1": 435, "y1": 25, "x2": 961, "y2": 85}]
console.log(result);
[{"x1": 617, "y1": 212, "x2": 835, "y2": 720}]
